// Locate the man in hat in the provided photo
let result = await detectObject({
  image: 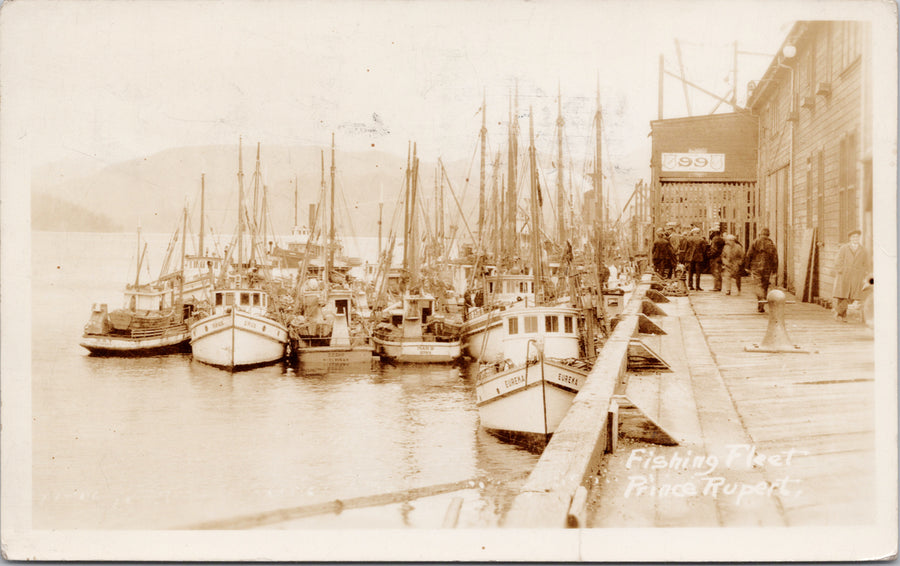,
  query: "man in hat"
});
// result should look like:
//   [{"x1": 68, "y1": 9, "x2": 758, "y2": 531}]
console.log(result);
[
  {"x1": 708, "y1": 228, "x2": 725, "y2": 292},
  {"x1": 651, "y1": 229, "x2": 675, "y2": 279},
  {"x1": 832, "y1": 229, "x2": 871, "y2": 322},
  {"x1": 683, "y1": 227, "x2": 708, "y2": 291},
  {"x1": 744, "y1": 228, "x2": 778, "y2": 313}
]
